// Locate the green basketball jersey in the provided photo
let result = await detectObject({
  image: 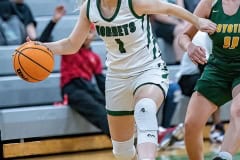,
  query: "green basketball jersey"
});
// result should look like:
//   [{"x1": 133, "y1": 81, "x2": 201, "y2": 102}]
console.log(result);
[
  {"x1": 209, "y1": 0, "x2": 240, "y2": 60},
  {"x1": 195, "y1": 0, "x2": 240, "y2": 106}
]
